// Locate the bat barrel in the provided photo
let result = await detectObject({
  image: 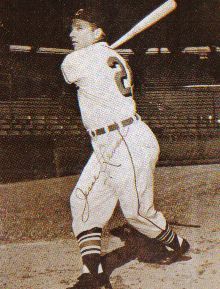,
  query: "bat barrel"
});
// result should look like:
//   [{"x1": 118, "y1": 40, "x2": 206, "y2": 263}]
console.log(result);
[{"x1": 110, "y1": 0, "x2": 177, "y2": 49}]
